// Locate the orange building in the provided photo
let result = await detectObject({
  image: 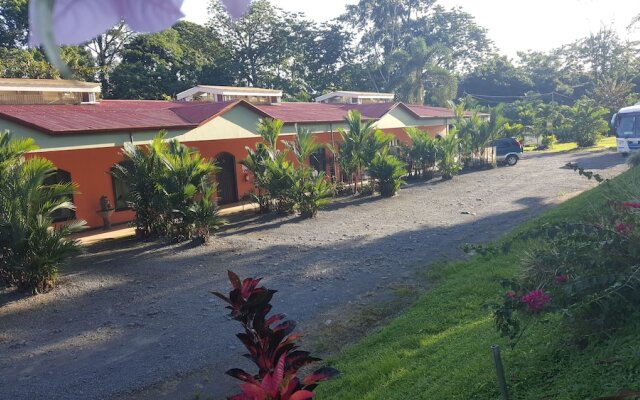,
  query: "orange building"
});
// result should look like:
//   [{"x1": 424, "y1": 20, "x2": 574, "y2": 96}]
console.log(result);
[{"x1": 0, "y1": 79, "x2": 457, "y2": 228}]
